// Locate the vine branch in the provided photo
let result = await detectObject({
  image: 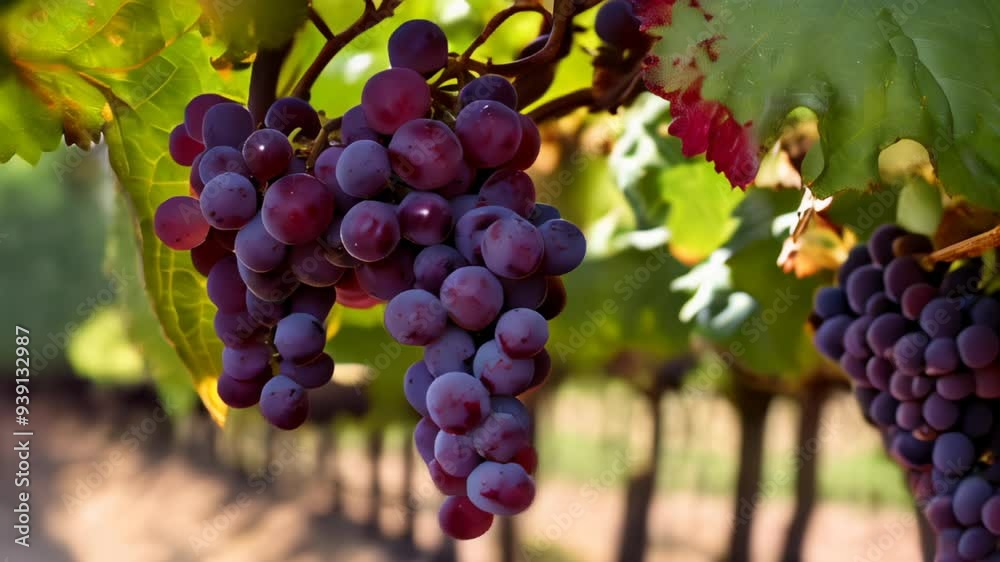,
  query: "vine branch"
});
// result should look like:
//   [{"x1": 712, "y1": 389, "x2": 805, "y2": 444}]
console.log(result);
[
  {"x1": 248, "y1": 43, "x2": 292, "y2": 125},
  {"x1": 923, "y1": 225, "x2": 1000, "y2": 267},
  {"x1": 292, "y1": 0, "x2": 404, "y2": 100},
  {"x1": 306, "y1": 116, "x2": 342, "y2": 170},
  {"x1": 308, "y1": 6, "x2": 336, "y2": 41}
]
